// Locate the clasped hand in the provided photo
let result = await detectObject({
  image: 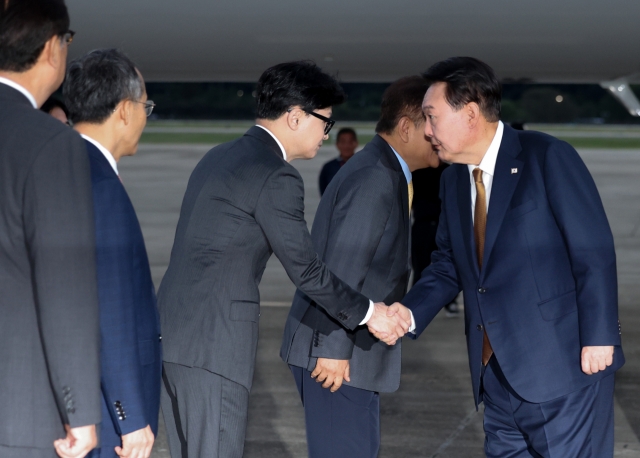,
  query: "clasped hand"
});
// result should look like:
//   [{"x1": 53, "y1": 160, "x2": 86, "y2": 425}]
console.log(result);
[{"x1": 366, "y1": 302, "x2": 412, "y2": 345}]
